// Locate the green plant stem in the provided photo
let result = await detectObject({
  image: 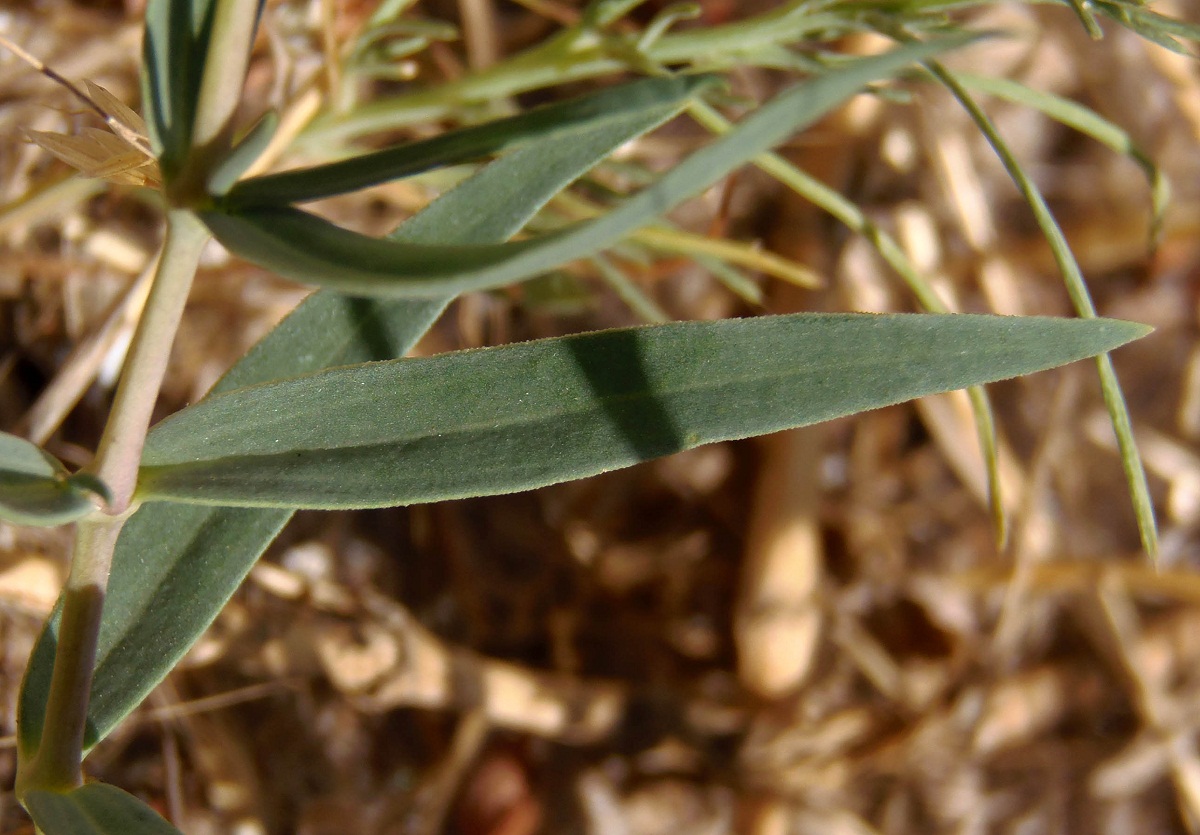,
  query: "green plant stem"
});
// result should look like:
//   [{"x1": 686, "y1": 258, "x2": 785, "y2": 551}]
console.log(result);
[
  {"x1": 16, "y1": 211, "x2": 207, "y2": 797},
  {"x1": 924, "y1": 59, "x2": 1159, "y2": 561},
  {"x1": 16, "y1": 517, "x2": 123, "y2": 796},
  {"x1": 1067, "y1": 0, "x2": 1104, "y2": 38},
  {"x1": 91, "y1": 211, "x2": 208, "y2": 513},
  {"x1": 585, "y1": 0, "x2": 653, "y2": 27},
  {"x1": 300, "y1": 3, "x2": 848, "y2": 146}
]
